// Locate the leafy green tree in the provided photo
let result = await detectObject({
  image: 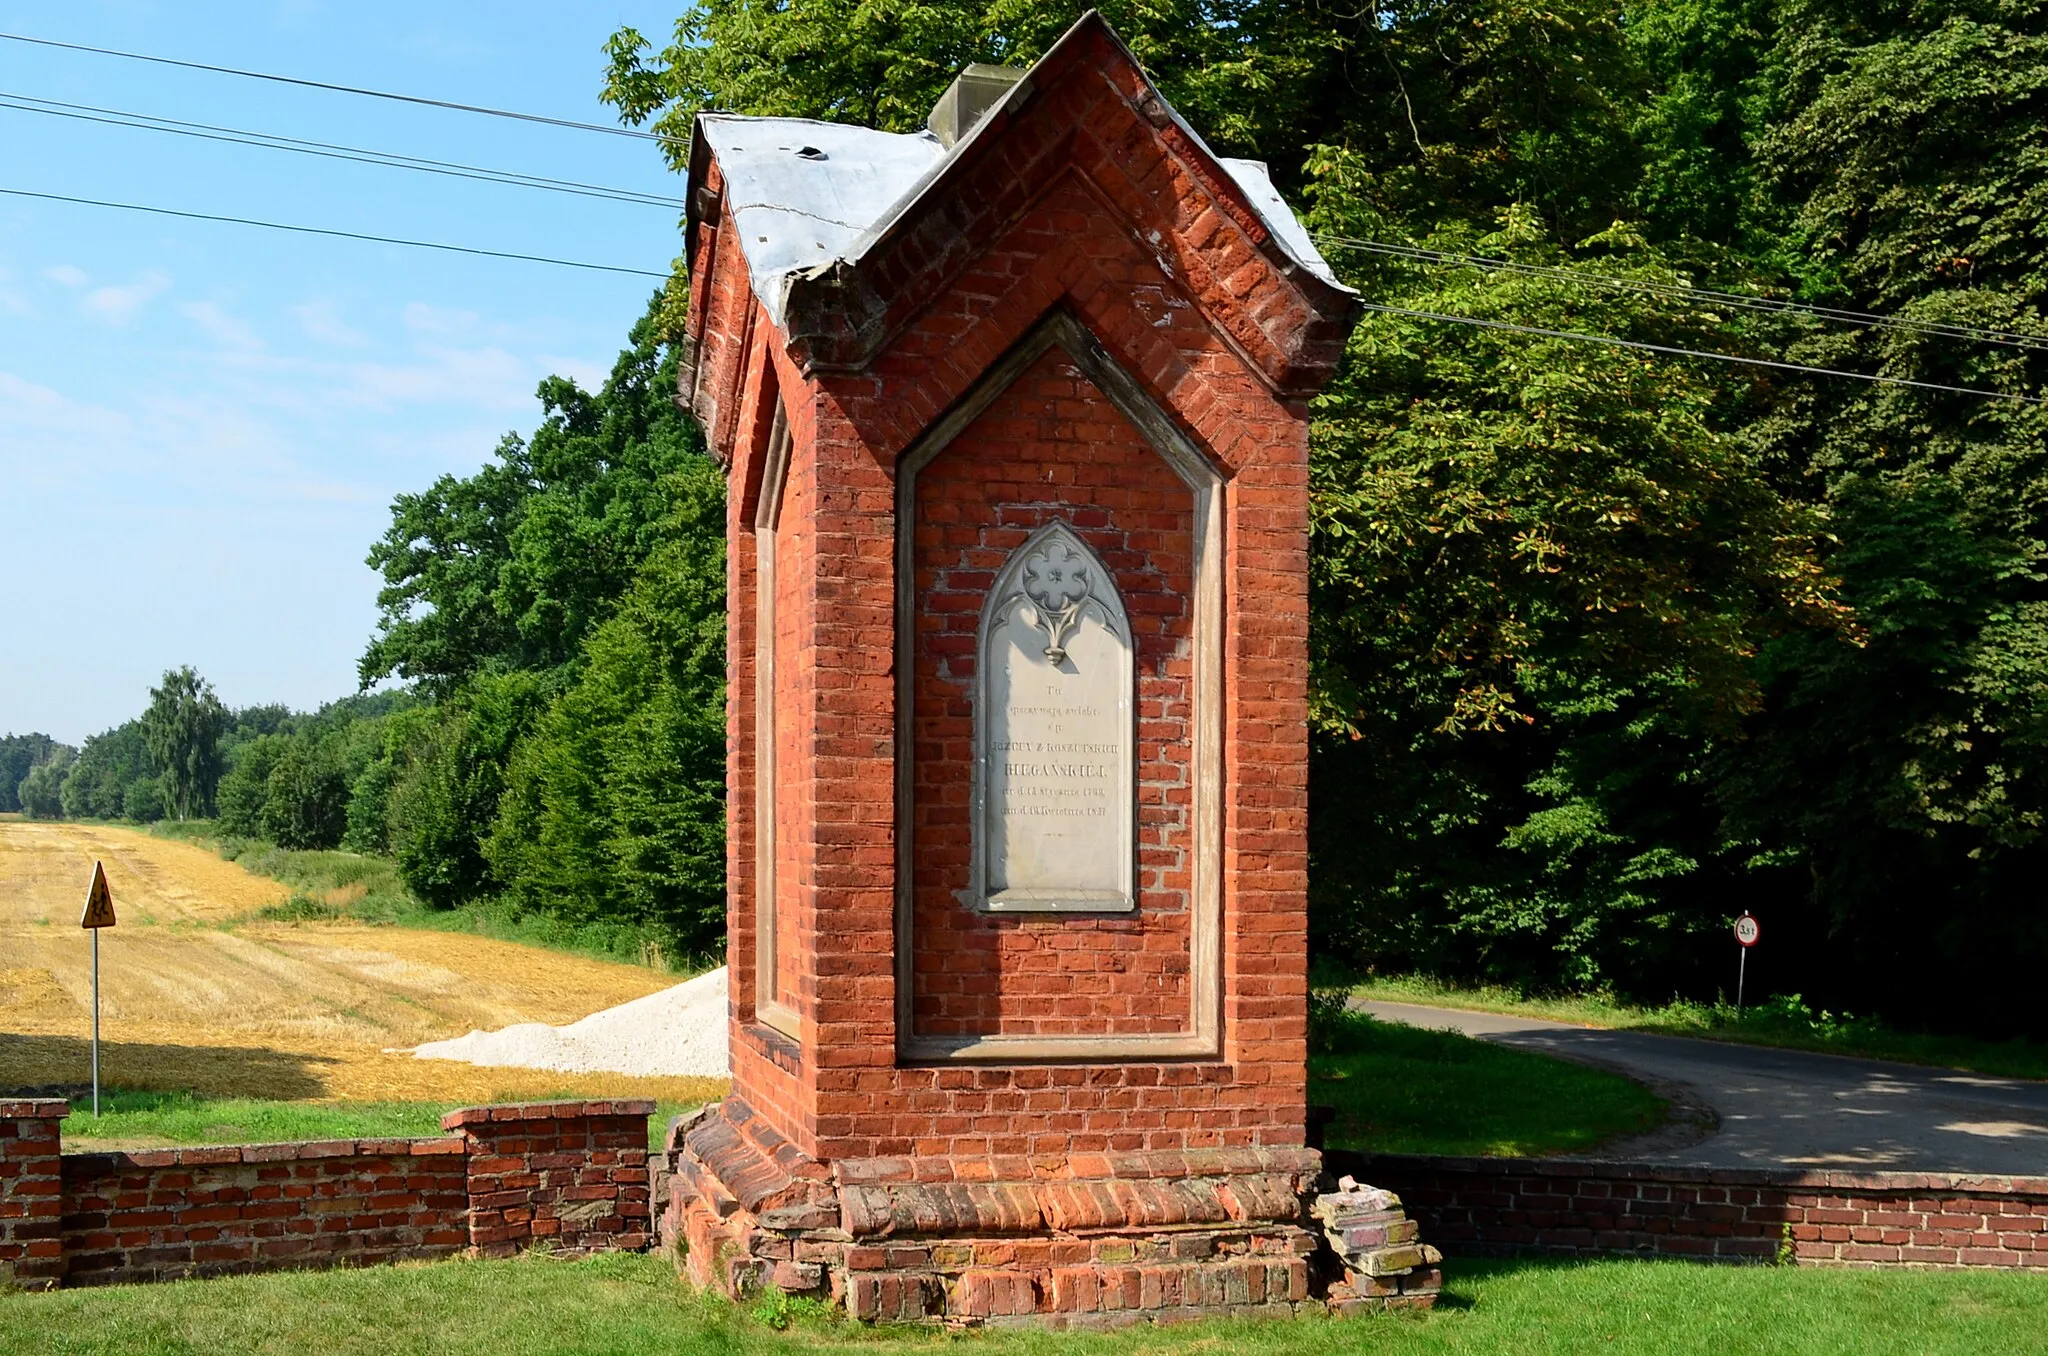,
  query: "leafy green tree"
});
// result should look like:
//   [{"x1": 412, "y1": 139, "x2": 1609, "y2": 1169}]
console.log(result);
[
  {"x1": 59, "y1": 720, "x2": 153, "y2": 820},
  {"x1": 360, "y1": 301, "x2": 707, "y2": 694},
  {"x1": 343, "y1": 755, "x2": 397, "y2": 853},
  {"x1": 384, "y1": 672, "x2": 552, "y2": 909},
  {"x1": 142, "y1": 666, "x2": 227, "y2": 820},
  {"x1": 486, "y1": 471, "x2": 729, "y2": 957},
  {"x1": 261, "y1": 742, "x2": 350, "y2": 850},
  {"x1": 122, "y1": 775, "x2": 166, "y2": 823},
  {"x1": 605, "y1": 0, "x2": 1645, "y2": 231},
  {"x1": 17, "y1": 749, "x2": 72, "y2": 819},
  {"x1": 1302, "y1": 184, "x2": 1845, "y2": 987},
  {"x1": 216, "y1": 734, "x2": 289, "y2": 838},
  {"x1": 0, "y1": 734, "x2": 63, "y2": 814}
]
